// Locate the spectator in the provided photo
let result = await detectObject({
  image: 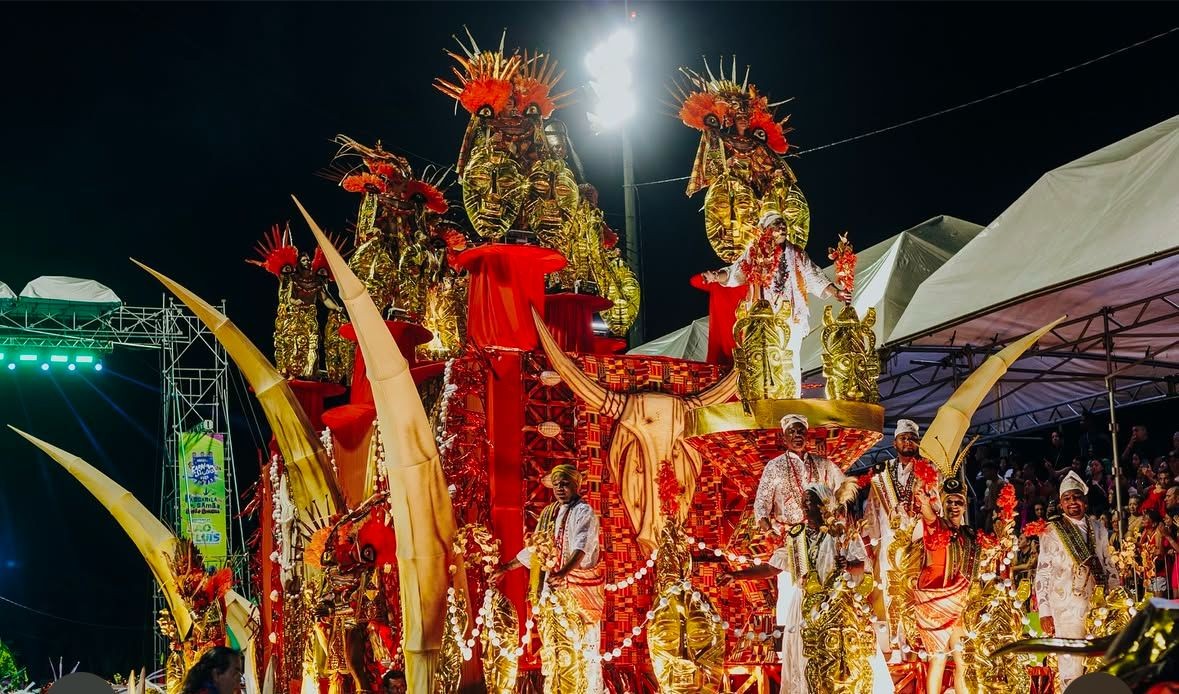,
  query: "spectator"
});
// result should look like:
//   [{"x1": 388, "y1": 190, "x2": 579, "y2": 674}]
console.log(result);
[
  {"x1": 981, "y1": 461, "x2": 1000, "y2": 532},
  {"x1": 1086, "y1": 460, "x2": 1111, "y2": 517},
  {"x1": 1044, "y1": 430, "x2": 1070, "y2": 475},
  {"x1": 1032, "y1": 501, "x2": 1047, "y2": 522},
  {"x1": 1142, "y1": 471, "x2": 1172, "y2": 517},
  {"x1": 1170, "y1": 431, "x2": 1179, "y2": 460},
  {"x1": 1170, "y1": 451, "x2": 1179, "y2": 479},
  {"x1": 1166, "y1": 484, "x2": 1179, "y2": 510},
  {"x1": 1140, "y1": 510, "x2": 1168, "y2": 594},
  {"x1": 1133, "y1": 461, "x2": 1155, "y2": 497},
  {"x1": 1123, "y1": 424, "x2": 1156, "y2": 470},
  {"x1": 1125, "y1": 494, "x2": 1143, "y2": 537}
]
